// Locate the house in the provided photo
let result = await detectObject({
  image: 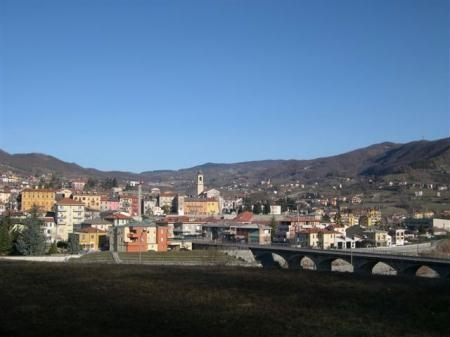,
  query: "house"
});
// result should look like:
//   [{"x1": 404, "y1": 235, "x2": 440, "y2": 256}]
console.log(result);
[
  {"x1": 366, "y1": 209, "x2": 382, "y2": 227},
  {"x1": 277, "y1": 215, "x2": 321, "y2": 241},
  {"x1": 296, "y1": 229, "x2": 339, "y2": 249},
  {"x1": 389, "y1": 228, "x2": 406, "y2": 246},
  {"x1": 158, "y1": 192, "x2": 177, "y2": 210},
  {"x1": 56, "y1": 198, "x2": 85, "y2": 241},
  {"x1": 80, "y1": 218, "x2": 113, "y2": 232},
  {"x1": 71, "y1": 180, "x2": 86, "y2": 191},
  {"x1": 363, "y1": 229, "x2": 390, "y2": 247},
  {"x1": 100, "y1": 197, "x2": 120, "y2": 212},
  {"x1": 119, "y1": 194, "x2": 140, "y2": 216},
  {"x1": 104, "y1": 212, "x2": 132, "y2": 227},
  {"x1": 40, "y1": 217, "x2": 57, "y2": 245},
  {"x1": 75, "y1": 227, "x2": 108, "y2": 251},
  {"x1": 334, "y1": 235, "x2": 358, "y2": 249},
  {"x1": 183, "y1": 197, "x2": 220, "y2": 216},
  {"x1": 202, "y1": 223, "x2": 231, "y2": 241},
  {"x1": 231, "y1": 224, "x2": 271, "y2": 245},
  {"x1": 148, "y1": 225, "x2": 169, "y2": 252},
  {"x1": 0, "y1": 187, "x2": 12, "y2": 206},
  {"x1": 21, "y1": 188, "x2": 56, "y2": 212},
  {"x1": 270, "y1": 205, "x2": 282, "y2": 215},
  {"x1": 433, "y1": 218, "x2": 450, "y2": 231},
  {"x1": 172, "y1": 220, "x2": 203, "y2": 239},
  {"x1": 110, "y1": 221, "x2": 168, "y2": 253},
  {"x1": 72, "y1": 192, "x2": 101, "y2": 211}
]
